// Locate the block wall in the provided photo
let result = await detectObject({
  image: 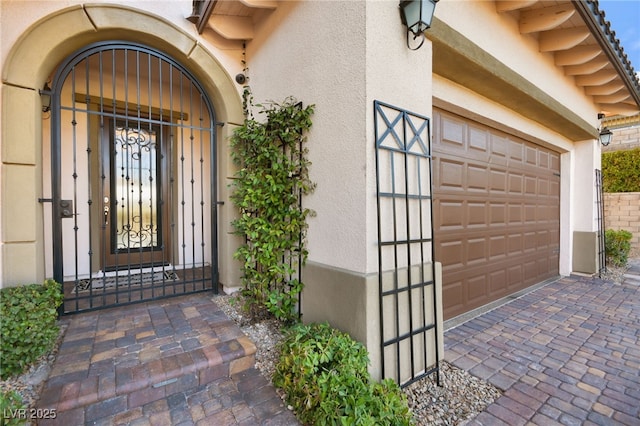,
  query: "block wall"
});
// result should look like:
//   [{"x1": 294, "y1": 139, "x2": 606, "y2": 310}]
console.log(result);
[{"x1": 604, "y1": 192, "x2": 640, "y2": 256}]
